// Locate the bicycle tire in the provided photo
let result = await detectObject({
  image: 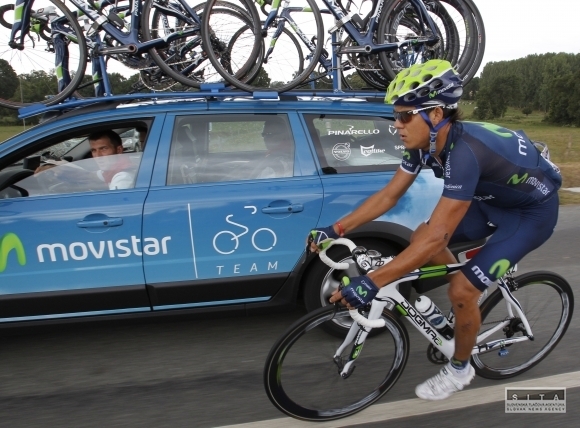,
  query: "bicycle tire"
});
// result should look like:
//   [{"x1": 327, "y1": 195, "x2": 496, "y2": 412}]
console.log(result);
[
  {"x1": 202, "y1": 0, "x2": 324, "y2": 92},
  {"x1": 472, "y1": 271, "x2": 574, "y2": 380},
  {"x1": 0, "y1": 0, "x2": 87, "y2": 109},
  {"x1": 142, "y1": 0, "x2": 257, "y2": 88},
  {"x1": 377, "y1": 0, "x2": 484, "y2": 86},
  {"x1": 449, "y1": 0, "x2": 485, "y2": 85},
  {"x1": 0, "y1": 4, "x2": 14, "y2": 29},
  {"x1": 264, "y1": 304, "x2": 409, "y2": 421}
]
